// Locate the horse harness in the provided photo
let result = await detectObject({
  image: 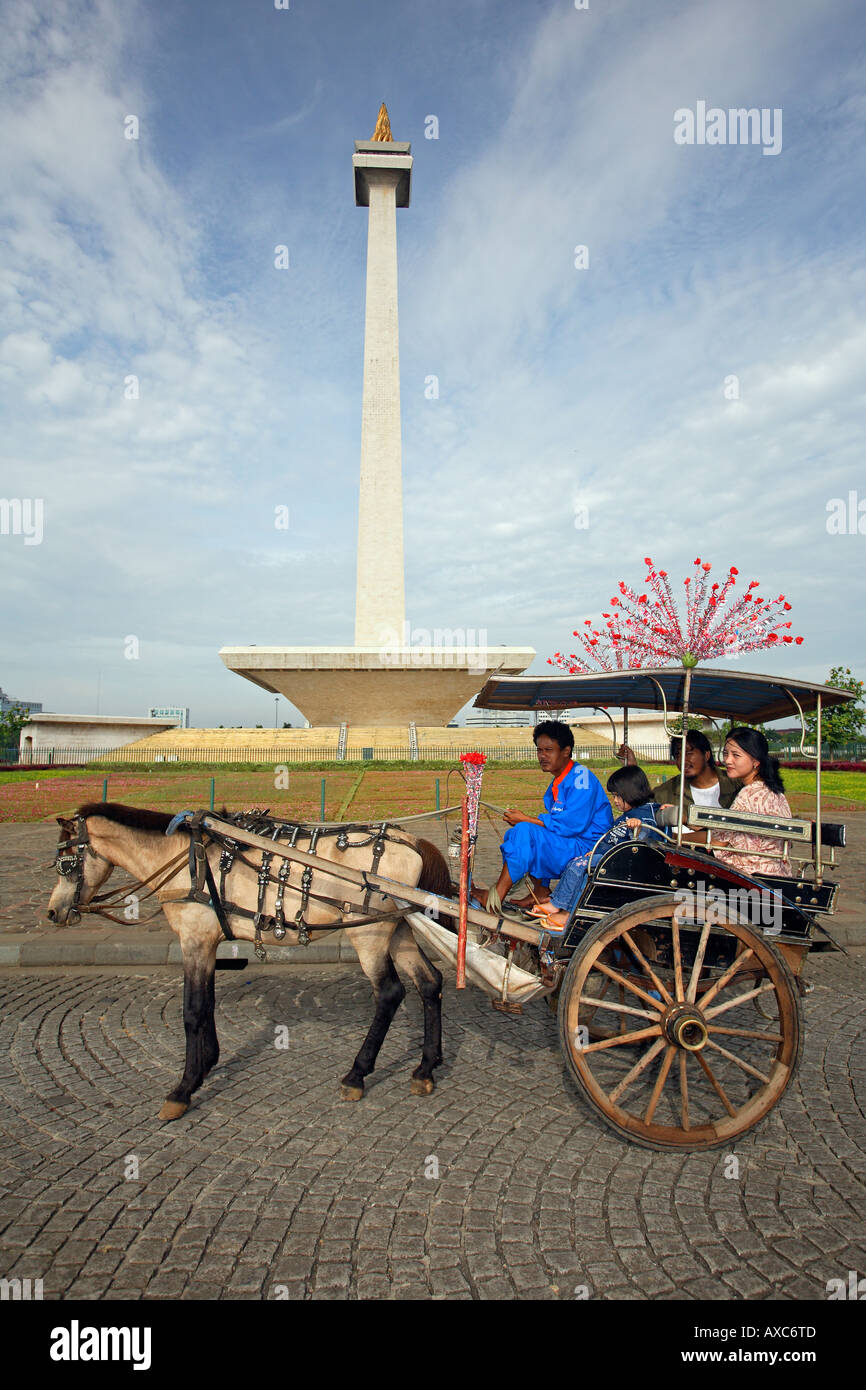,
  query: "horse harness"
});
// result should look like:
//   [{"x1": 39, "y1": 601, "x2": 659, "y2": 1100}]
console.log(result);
[{"x1": 56, "y1": 811, "x2": 410, "y2": 961}]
